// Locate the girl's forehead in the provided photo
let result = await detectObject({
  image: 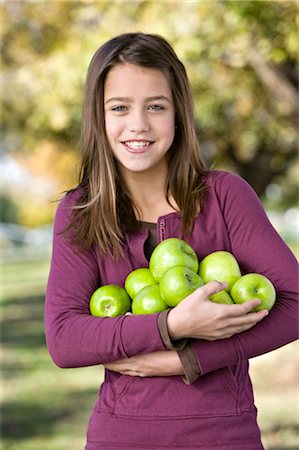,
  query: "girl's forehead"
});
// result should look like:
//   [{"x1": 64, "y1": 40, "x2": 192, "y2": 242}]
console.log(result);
[{"x1": 104, "y1": 63, "x2": 172, "y2": 94}]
